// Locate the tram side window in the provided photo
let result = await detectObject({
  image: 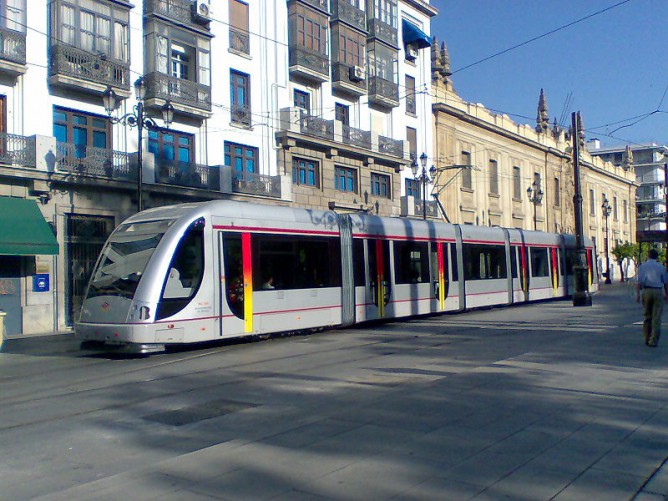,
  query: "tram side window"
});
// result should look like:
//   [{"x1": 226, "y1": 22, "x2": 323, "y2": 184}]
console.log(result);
[
  {"x1": 530, "y1": 247, "x2": 550, "y2": 277},
  {"x1": 462, "y1": 244, "x2": 507, "y2": 280},
  {"x1": 450, "y1": 243, "x2": 458, "y2": 281},
  {"x1": 158, "y1": 223, "x2": 205, "y2": 320},
  {"x1": 511, "y1": 247, "x2": 518, "y2": 278},
  {"x1": 223, "y1": 233, "x2": 244, "y2": 319},
  {"x1": 352, "y1": 239, "x2": 365, "y2": 287},
  {"x1": 252, "y1": 235, "x2": 342, "y2": 290},
  {"x1": 394, "y1": 241, "x2": 429, "y2": 284}
]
